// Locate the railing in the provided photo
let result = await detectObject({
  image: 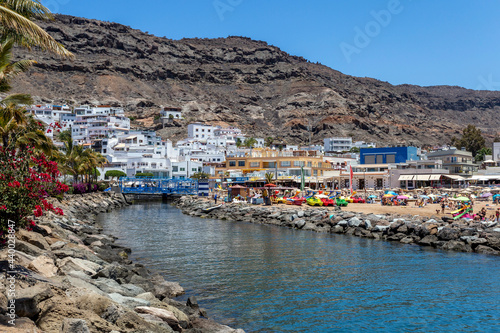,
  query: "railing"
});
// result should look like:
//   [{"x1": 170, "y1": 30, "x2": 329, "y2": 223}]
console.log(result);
[{"x1": 119, "y1": 177, "x2": 199, "y2": 195}]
